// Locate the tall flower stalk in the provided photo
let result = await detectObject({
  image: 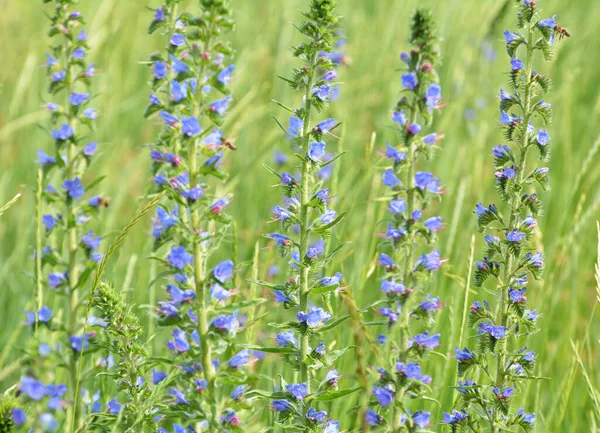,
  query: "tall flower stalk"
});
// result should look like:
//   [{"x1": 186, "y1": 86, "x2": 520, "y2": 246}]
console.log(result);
[
  {"x1": 365, "y1": 8, "x2": 446, "y2": 432},
  {"x1": 442, "y1": 2, "x2": 567, "y2": 431},
  {"x1": 10, "y1": 0, "x2": 106, "y2": 430},
  {"x1": 144, "y1": 0, "x2": 252, "y2": 431},
  {"x1": 250, "y1": 0, "x2": 357, "y2": 430}
]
